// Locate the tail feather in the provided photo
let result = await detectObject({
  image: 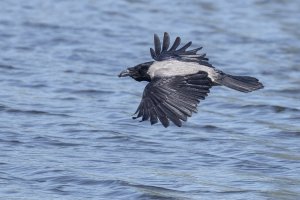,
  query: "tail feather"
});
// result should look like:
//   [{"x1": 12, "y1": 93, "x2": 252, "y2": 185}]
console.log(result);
[{"x1": 220, "y1": 74, "x2": 264, "y2": 93}]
